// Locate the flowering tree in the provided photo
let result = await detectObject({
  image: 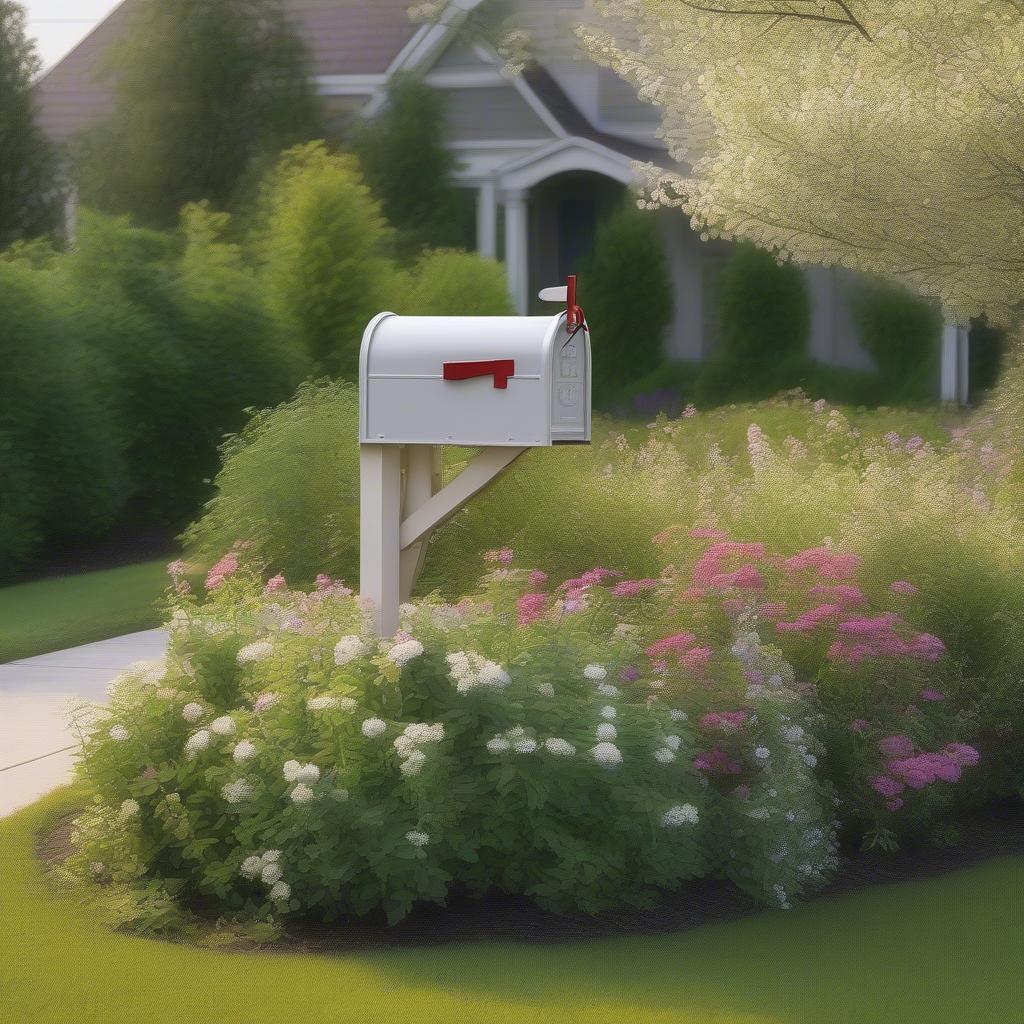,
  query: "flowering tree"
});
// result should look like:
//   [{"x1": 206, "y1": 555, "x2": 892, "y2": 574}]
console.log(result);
[{"x1": 581, "y1": 1, "x2": 1024, "y2": 325}]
